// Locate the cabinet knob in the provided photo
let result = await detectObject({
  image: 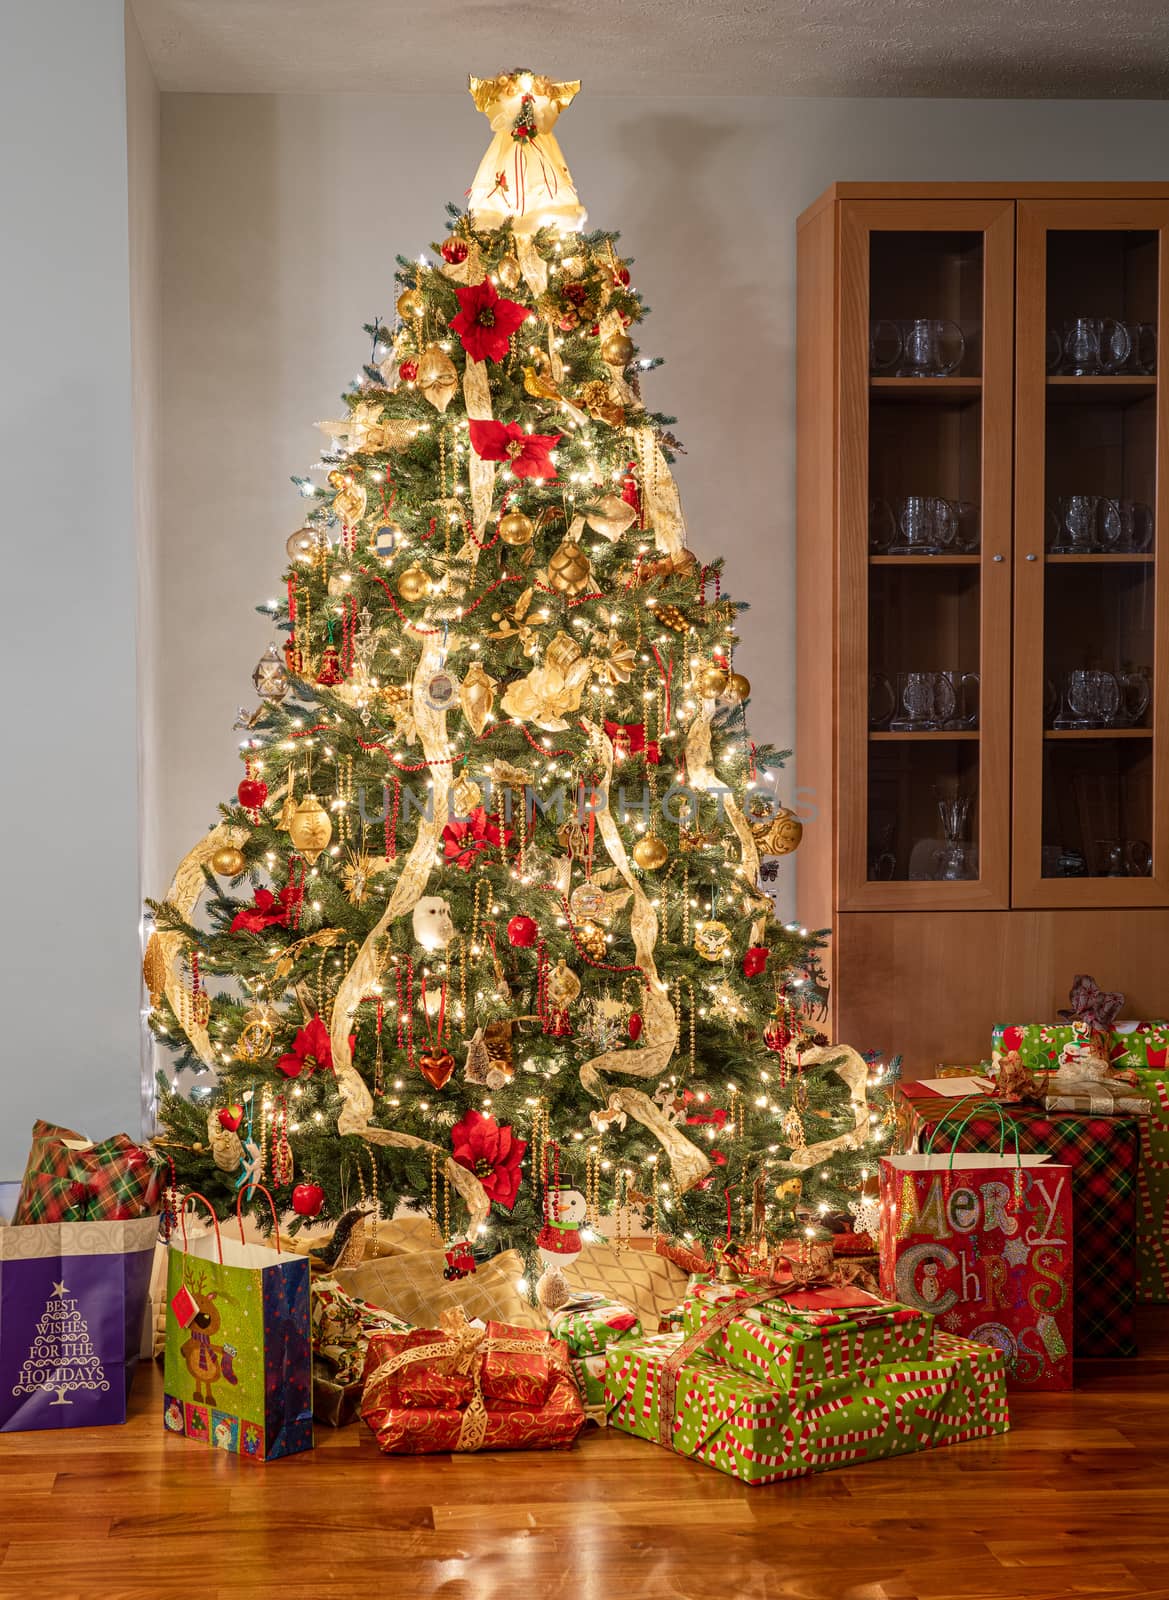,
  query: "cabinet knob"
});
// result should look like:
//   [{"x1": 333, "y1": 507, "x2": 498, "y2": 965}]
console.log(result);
[
  {"x1": 992, "y1": 554, "x2": 1004, "y2": 563},
  {"x1": 1025, "y1": 553, "x2": 1038, "y2": 562}
]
